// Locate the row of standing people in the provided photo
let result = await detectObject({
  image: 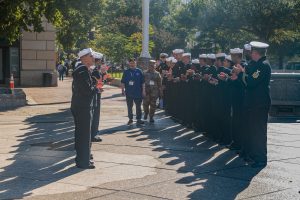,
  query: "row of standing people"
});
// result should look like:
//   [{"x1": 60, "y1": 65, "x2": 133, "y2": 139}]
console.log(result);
[{"x1": 157, "y1": 41, "x2": 271, "y2": 168}]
